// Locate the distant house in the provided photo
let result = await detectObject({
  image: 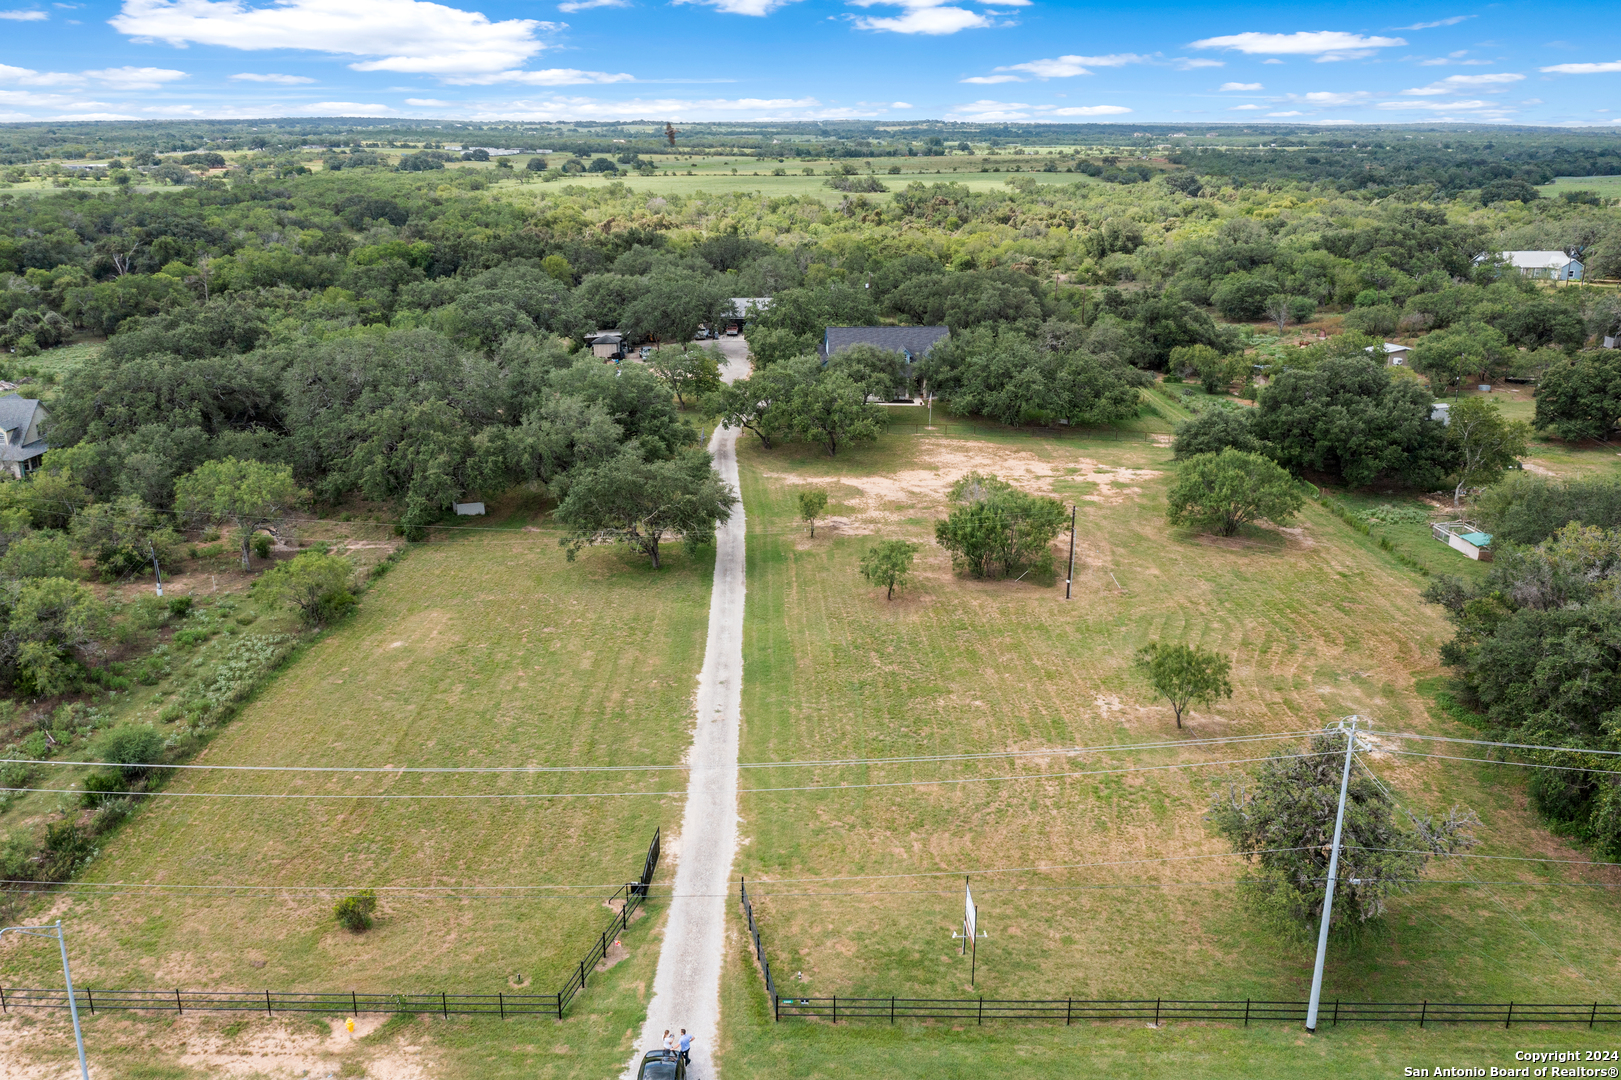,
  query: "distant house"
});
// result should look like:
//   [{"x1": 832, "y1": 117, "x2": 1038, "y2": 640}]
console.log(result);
[
  {"x1": 1368, "y1": 342, "x2": 1411, "y2": 366},
  {"x1": 585, "y1": 331, "x2": 626, "y2": 360},
  {"x1": 1495, "y1": 250, "x2": 1584, "y2": 282},
  {"x1": 820, "y1": 326, "x2": 950, "y2": 363},
  {"x1": 0, "y1": 395, "x2": 48, "y2": 478}
]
